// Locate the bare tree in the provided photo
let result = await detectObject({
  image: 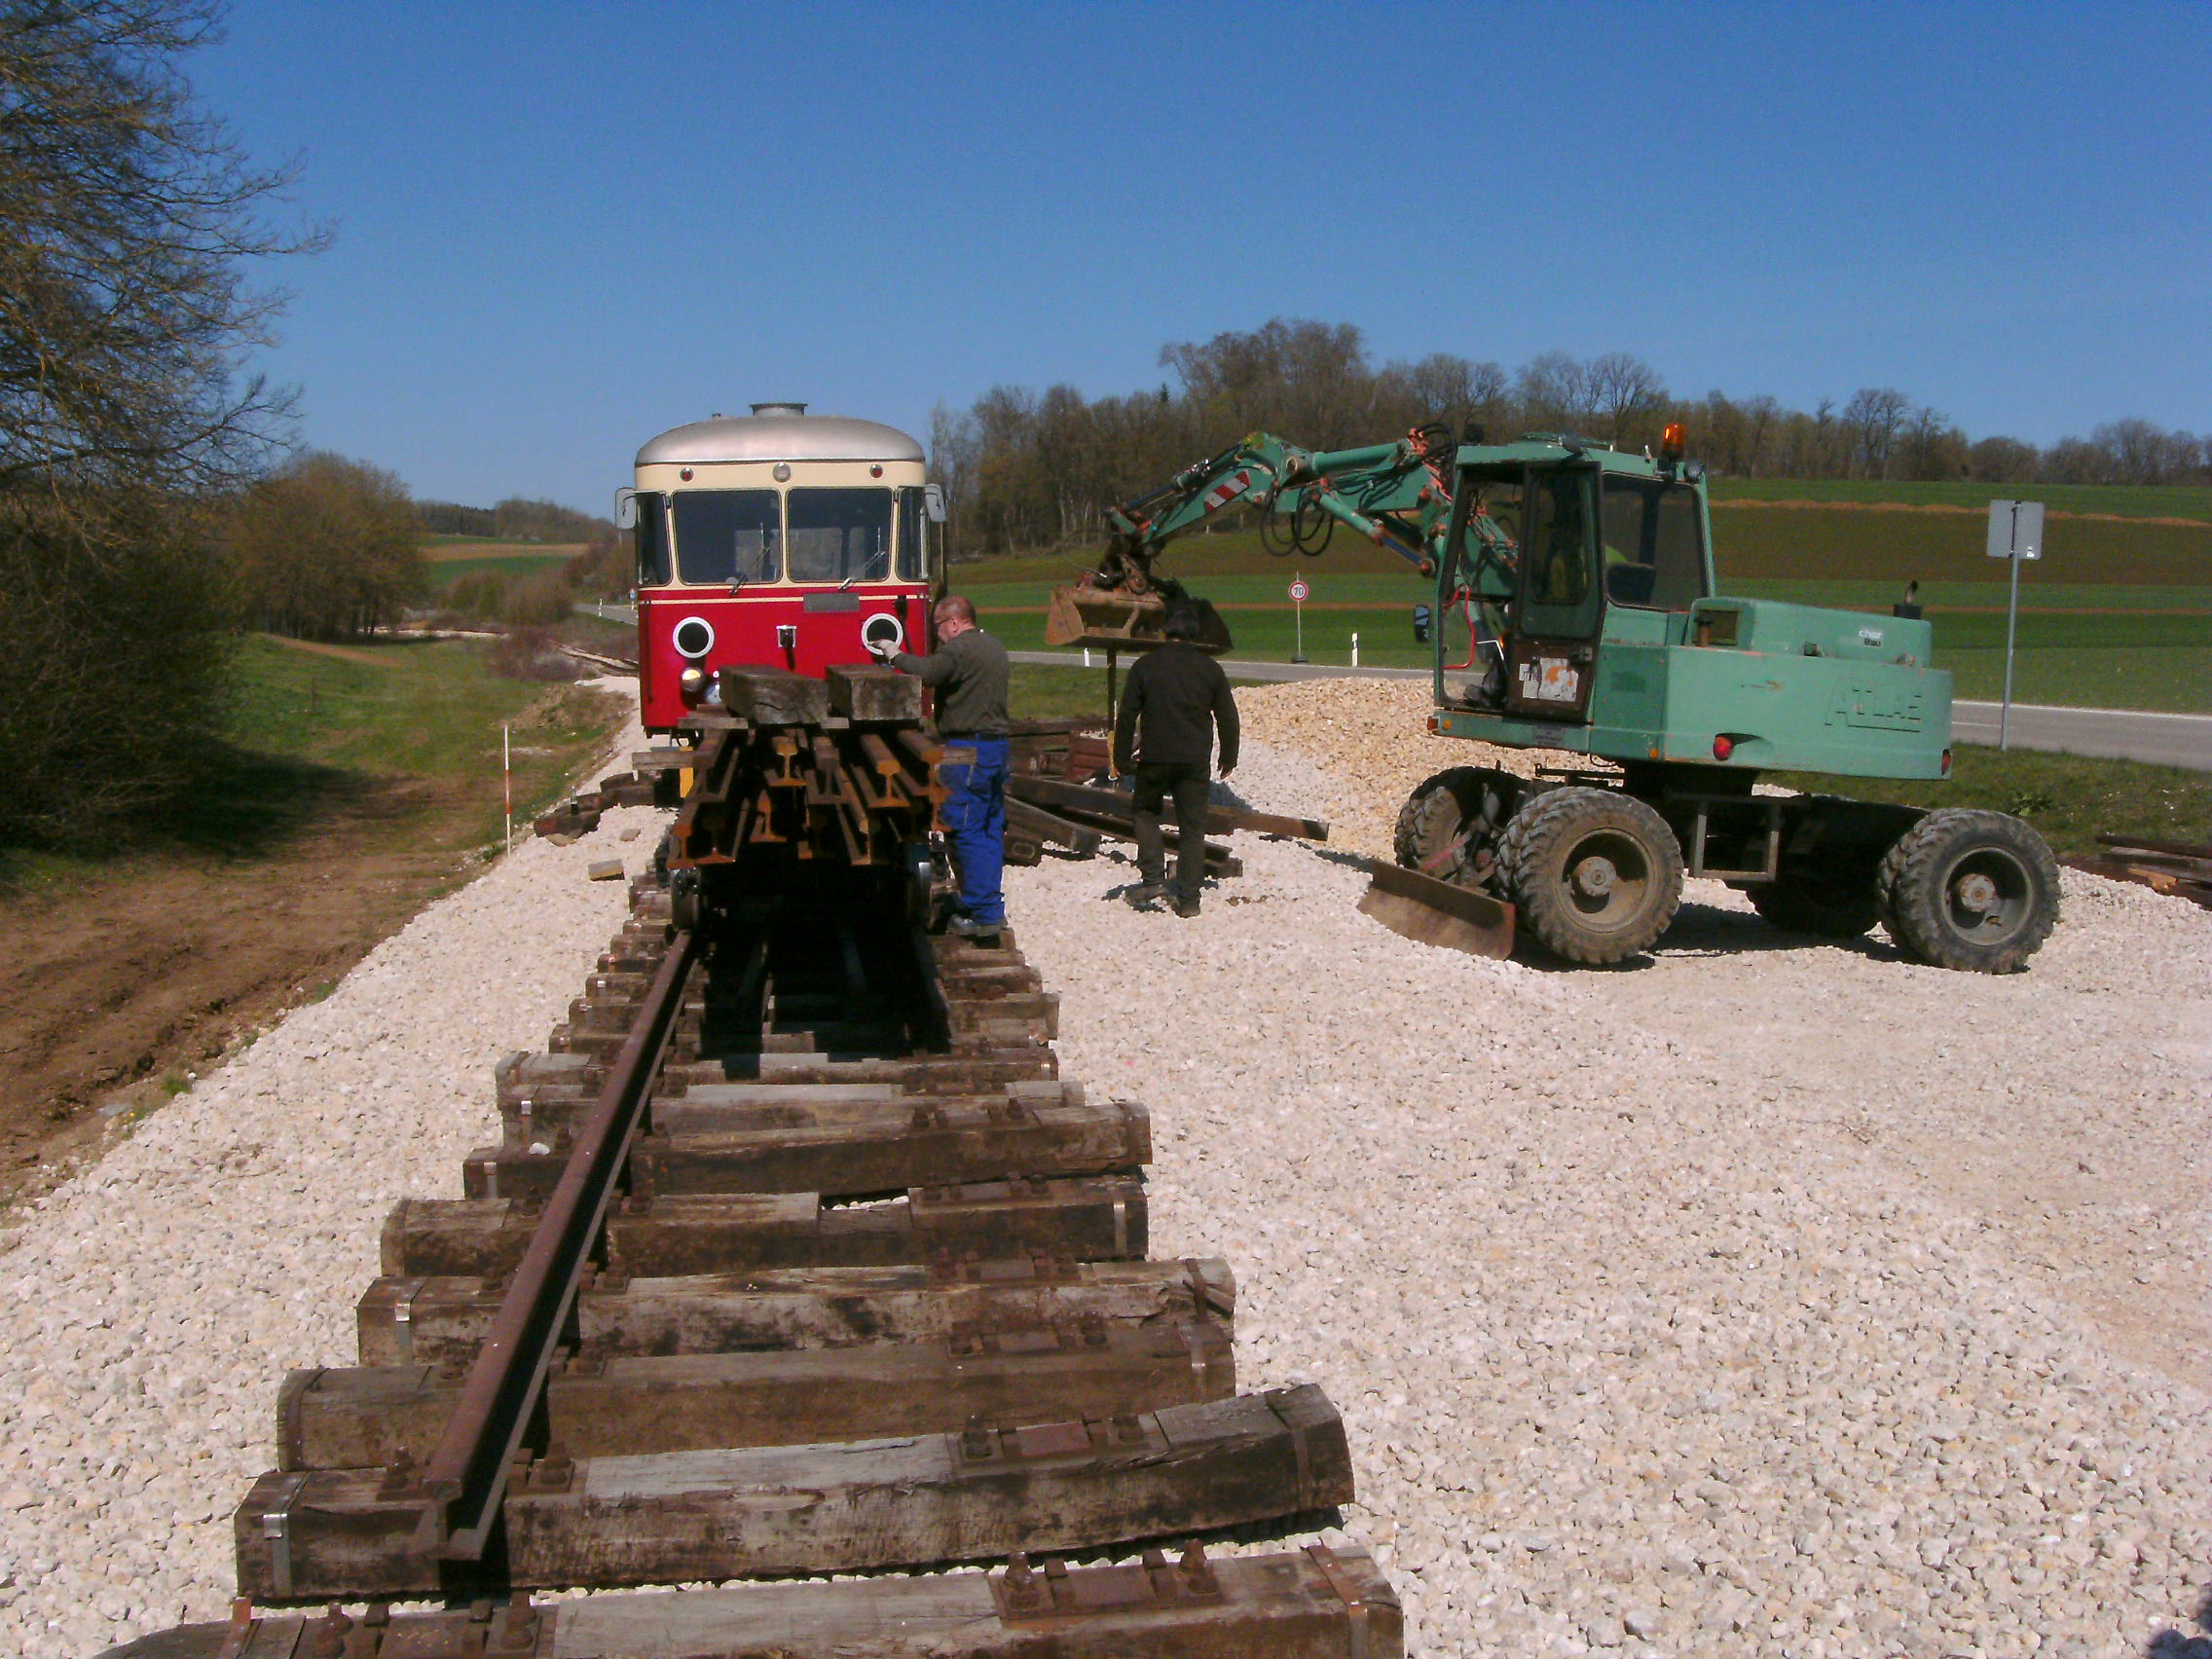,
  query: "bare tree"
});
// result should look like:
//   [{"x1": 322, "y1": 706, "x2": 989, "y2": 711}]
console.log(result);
[
  {"x1": 1586, "y1": 351, "x2": 1669, "y2": 447},
  {"x1": 0, "y1": 0, "x2": 322, "y2": 495},
  {"x1": 1514, "y1": 350, "x2": 1597, "y2": 433},
  {"x1": 1842, "y1": 387, "x2": 1912, "y2": 479}
]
